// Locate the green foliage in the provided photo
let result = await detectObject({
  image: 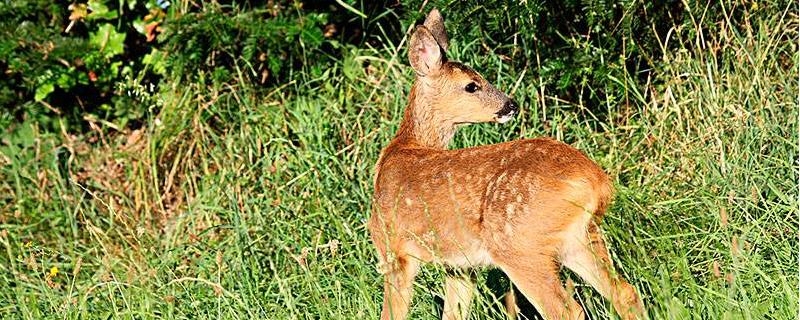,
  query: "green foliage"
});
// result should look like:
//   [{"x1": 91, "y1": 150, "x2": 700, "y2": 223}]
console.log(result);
[
  {"x1": 1, "y1": 0, "x2": 155, "y2": 129},
  {"x1": 160, "y1": 2, "x2": 330, "y2": 86},
  {"x1": 402, "y1": 0, "x2": 785, "y2": 113},
  {"x1": 0, "y1": 0, "x2": 346, "y2": 130},
  {"x1": 402, "y1": 0, "x2": 667, "y2": 106}
]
